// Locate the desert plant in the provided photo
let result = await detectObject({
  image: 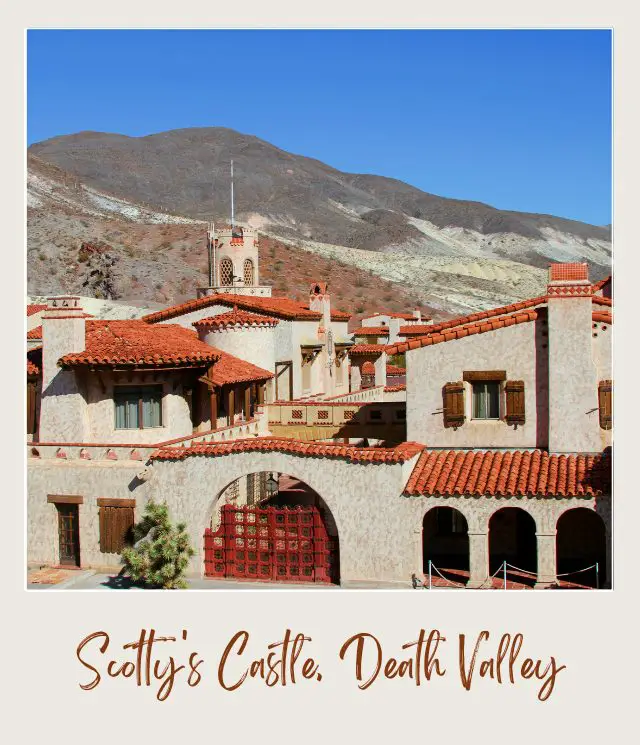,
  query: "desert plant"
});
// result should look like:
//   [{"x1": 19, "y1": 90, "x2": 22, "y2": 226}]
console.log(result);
[{"x1": 121, "y1": 500, "x2": 194, "y2": 589}]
